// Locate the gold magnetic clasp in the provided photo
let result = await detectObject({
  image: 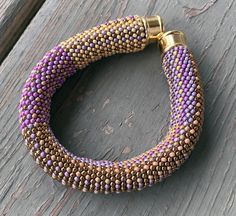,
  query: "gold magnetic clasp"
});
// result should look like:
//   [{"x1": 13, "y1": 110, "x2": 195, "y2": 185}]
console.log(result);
[
  {"x1": 158, "y1": 31, "x2": 187, "y2": 53},
  {"x1": 142, "y1": 15, "x2": 164, "y2": 43},
  {"x1": 143, "y1": 16, "x2": 187, "y2": 53}
]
